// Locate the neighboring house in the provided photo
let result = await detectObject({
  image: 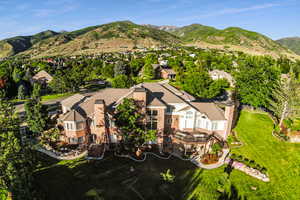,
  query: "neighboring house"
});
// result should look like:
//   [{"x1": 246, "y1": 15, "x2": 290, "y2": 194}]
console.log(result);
[
  {"x1": 57, "y1": 82, "x2": 236, "y2": 152},
  {"x1": 31, "y1": 70, "x2": 53, "y2": 86},
  {"x1": 160, "y1": 68, "x2": 176, "y2": 80},
  {"x1": 189, "y1": 53, "x2": 196, "y2": 58},
  {"x1": 159, "y1": 60, "x2": 168, "y2": 66},
  {"x1": 209, "y1": 70, "x2": 235, "y2": 87},
  {"x1": 139, "y1": 64, "x2": 176, "y2": 80}
]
